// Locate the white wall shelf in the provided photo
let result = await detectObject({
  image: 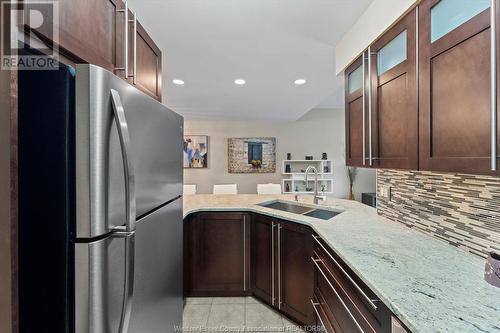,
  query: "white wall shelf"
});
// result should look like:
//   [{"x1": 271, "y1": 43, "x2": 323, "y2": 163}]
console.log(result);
[
  {"x1": 282, "y1": 159, "x2": 333, "y2": 175},
  {"x1": 281, "y1": 159, "x2": 333, "y2": 194}
]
